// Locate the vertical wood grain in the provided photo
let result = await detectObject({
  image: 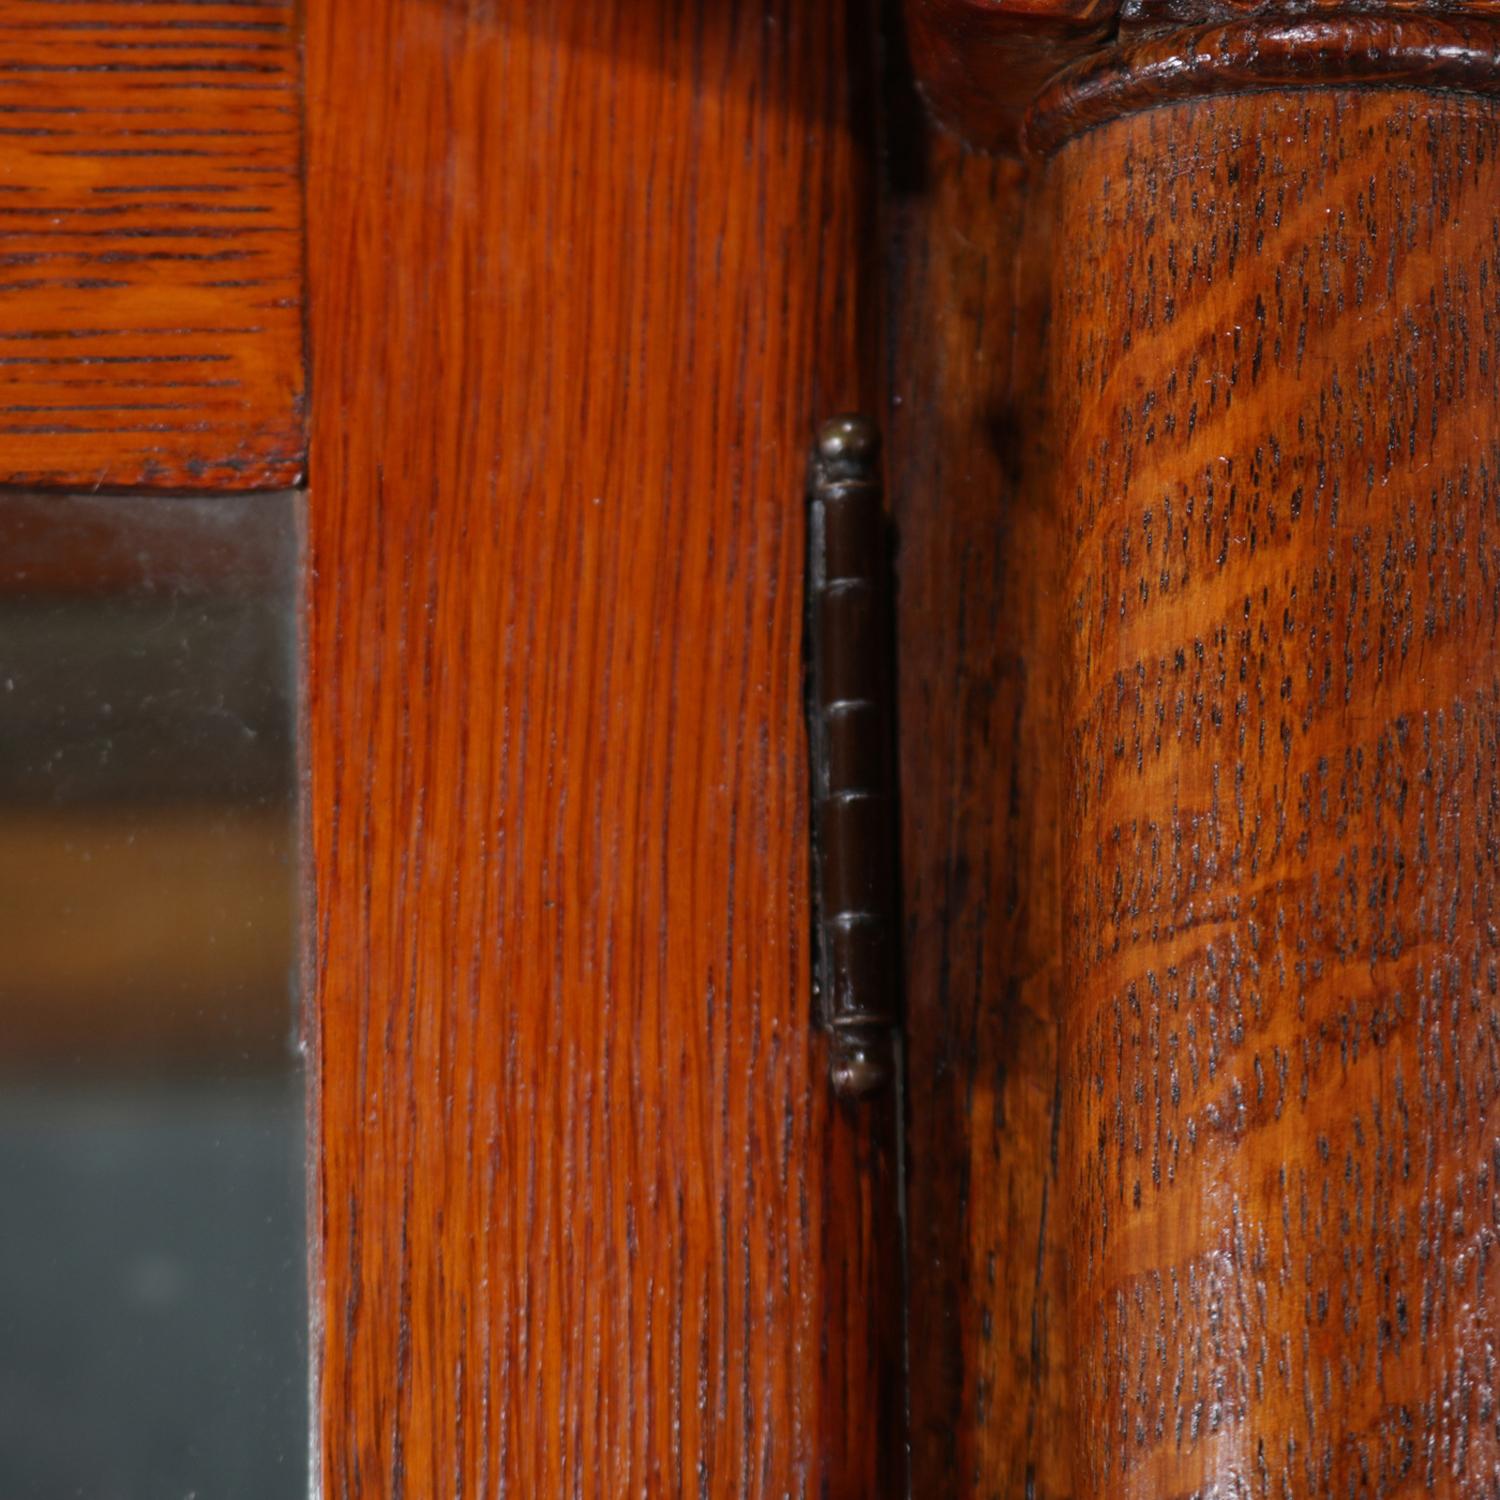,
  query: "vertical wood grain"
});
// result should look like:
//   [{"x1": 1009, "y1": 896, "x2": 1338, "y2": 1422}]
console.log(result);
[
  {"x1": 1051, "y1": 91, "x2": 1500, "y2": 1497},
  {"x1": 886, "y1": 128, "x2": 1075, "y2": 1497},
  {"x1": 304, "y1": 1, "x2": 900, "y2": 1494},
  {"x1": 0, "y1": 1, "x2": 303, "y2": 490}
]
